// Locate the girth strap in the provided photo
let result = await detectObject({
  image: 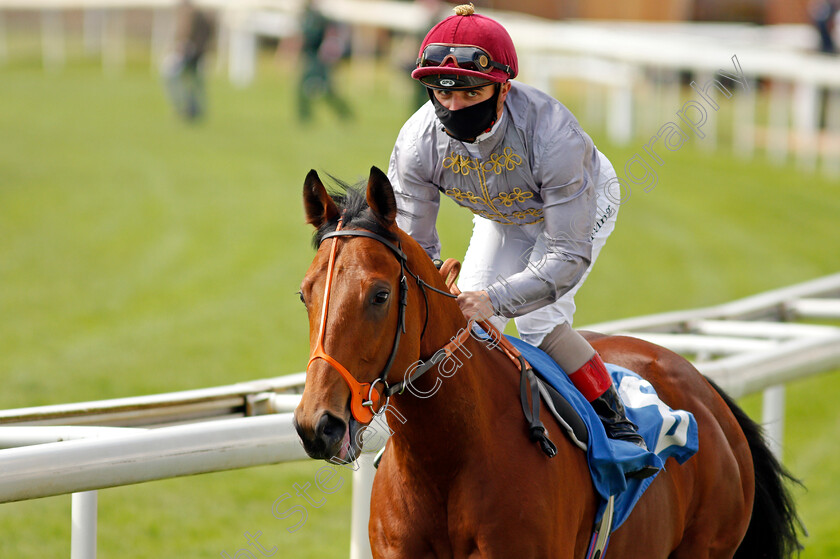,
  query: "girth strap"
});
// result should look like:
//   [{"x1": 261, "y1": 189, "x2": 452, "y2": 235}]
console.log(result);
[
  {"x1": 586, "y1": 495, "x2": 615, "y2": 559},
  {"x1": 519, "y1": 355, "x2": 558, "y2": 458}
]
